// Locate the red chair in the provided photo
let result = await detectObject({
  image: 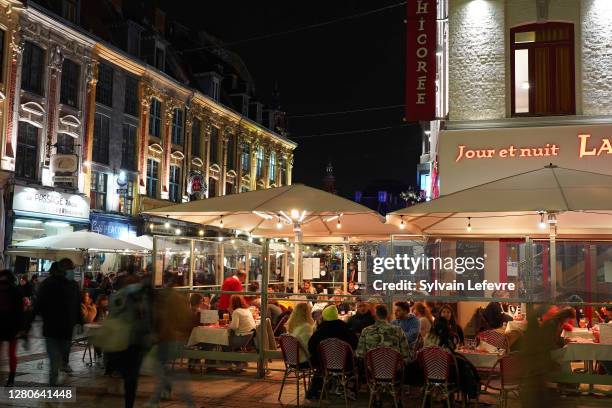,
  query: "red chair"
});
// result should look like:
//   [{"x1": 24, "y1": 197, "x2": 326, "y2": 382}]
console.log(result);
[
  {"x1": 477, "y1": 330, "x2": 509, "y2": 351},
  {"x1": 318, "y1": 338, "x2": 358, "y2": 408},
  {"x1": 278, "y1": 334, "x2": 312, "y2": 407},
  {"x1": 418, "y1": 346, "x2": 462, "y2": 408},
  {"x1": 365, "y1": 347, "x2": 404, "y2": 408},
  {"x1": 481, "y1": 352, "x2": 522, "y2": 408}
]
